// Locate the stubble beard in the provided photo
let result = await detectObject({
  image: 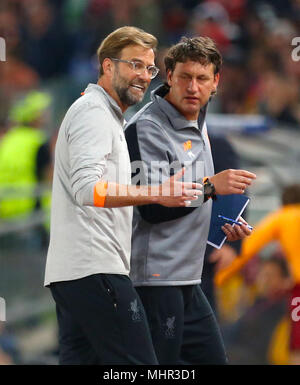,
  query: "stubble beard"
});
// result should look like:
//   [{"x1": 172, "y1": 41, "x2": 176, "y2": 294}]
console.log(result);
[{"x1": 112, "y1": 69, "x2": 146, "y2": 107}]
